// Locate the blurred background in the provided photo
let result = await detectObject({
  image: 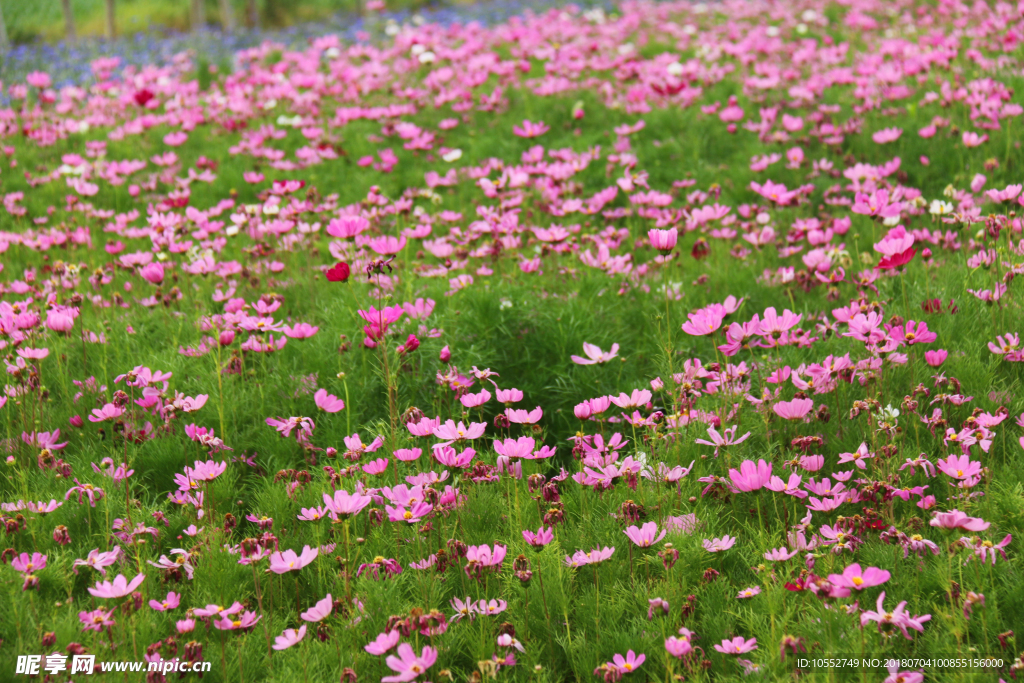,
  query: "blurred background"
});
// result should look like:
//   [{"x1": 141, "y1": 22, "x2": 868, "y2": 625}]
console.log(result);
[
  {"x1": 0, "y1": 0, "x2": 597, "y2": 84},
  {"x1": 0, "y1": 0, "x2": 399, "y2": 44}
]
